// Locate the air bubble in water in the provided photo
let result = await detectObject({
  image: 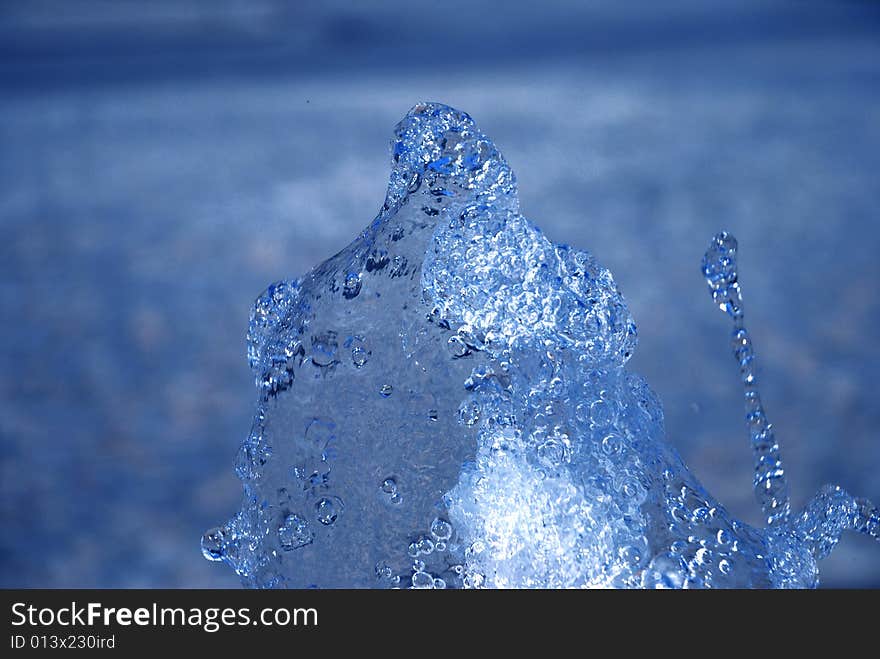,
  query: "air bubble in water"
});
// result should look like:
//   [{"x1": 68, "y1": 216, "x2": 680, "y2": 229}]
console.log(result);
[
  {"x1": 351, "y1": 347, "x2": 369, "y2": 367},
  {"x1": 278, "y1": 514, "x2": 314, "y2": 550},
  {"x1": 315, "y1": 497, "x2": 343, "y2": 525},
  {"x1": 417, "y1": 536, "x2": 435, "y2": 554},
  {"x1": 430, "y1": 518, "x2": 453, "y2": 541},
  {"x1": 380, "y1": 477, "x2": 403, "y2": 505},
  {"x1": 589, "y1": 398, "x2": 616, "y2": 427},
  {"x1": 601, "y1": 433, "x2": 623, "y2": 456},
  {"x1": 344, "y1": 335, "x2": 370, "y2": 368}
]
